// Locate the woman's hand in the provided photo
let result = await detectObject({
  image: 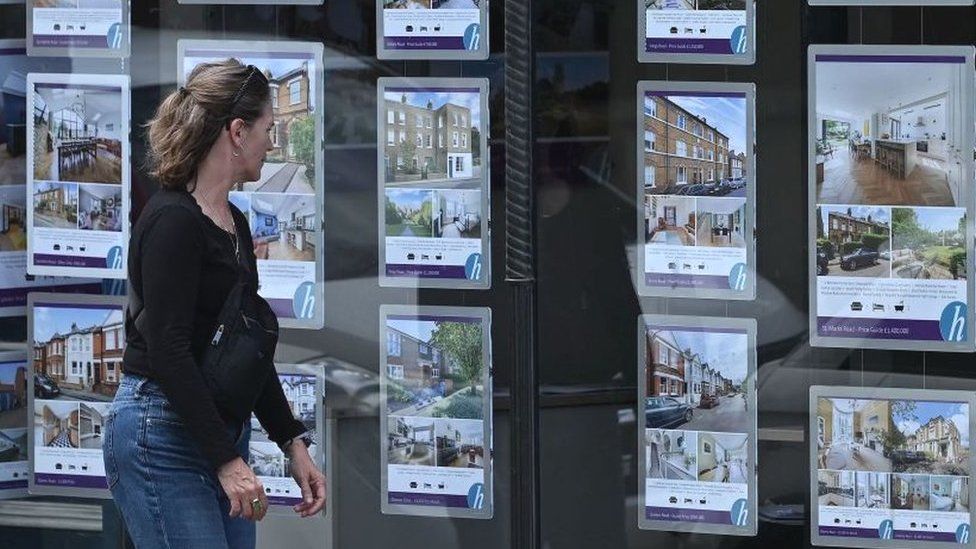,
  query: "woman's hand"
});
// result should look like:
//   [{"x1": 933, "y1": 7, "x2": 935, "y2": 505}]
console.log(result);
[
  {"x1": 288, "y1": 442, "x2": 326, "y2": 517},
  {"x1": 217, "y1": 457, "x2": 268, "y2": 521}
]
